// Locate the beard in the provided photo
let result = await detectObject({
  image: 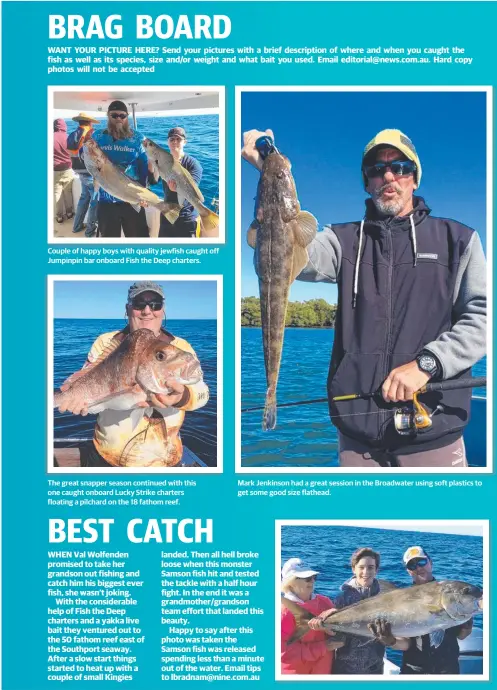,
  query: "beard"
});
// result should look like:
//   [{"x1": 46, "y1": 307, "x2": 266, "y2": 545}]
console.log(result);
[
  {"x1": 108, "y1": 118, "x2": 132, "y2": 140},
  {"x1": 371, "y1": 183, "x2": 406, "y2": 216}
]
